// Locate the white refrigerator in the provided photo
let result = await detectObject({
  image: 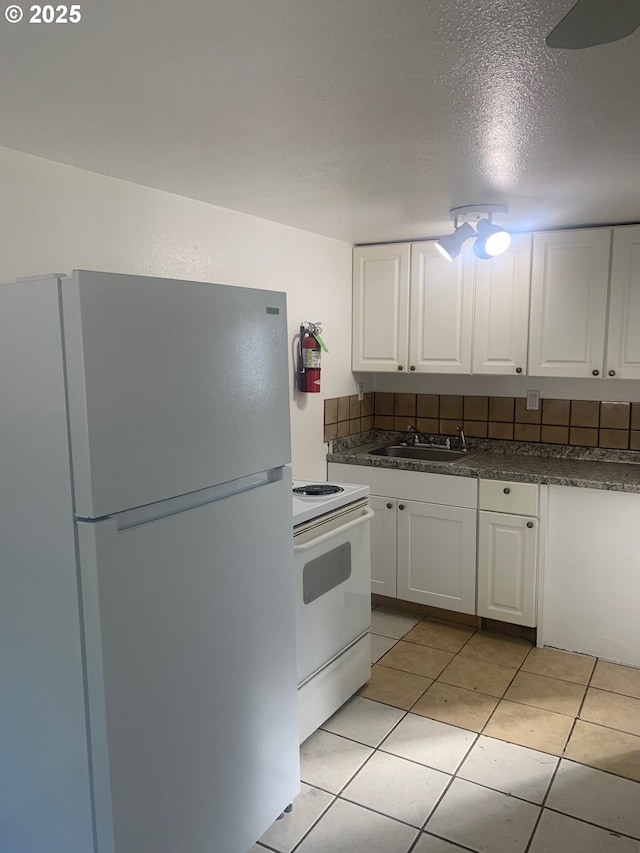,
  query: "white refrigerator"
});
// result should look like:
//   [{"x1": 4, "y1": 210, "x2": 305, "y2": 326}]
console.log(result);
[{"x1": 0, "y1": 271, "x2": 300, "y2": 853}]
